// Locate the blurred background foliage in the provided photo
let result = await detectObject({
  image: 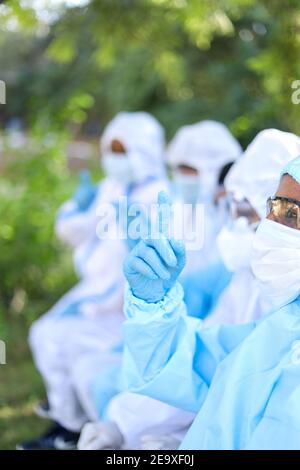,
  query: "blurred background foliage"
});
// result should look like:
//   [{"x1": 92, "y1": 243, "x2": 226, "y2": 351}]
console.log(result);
[
  {"x1": 0, "y1": 132, "x2": 74, "y2": 324},
  {"x1": 1, "y1": 0, "x2": 300, "y2": 142},
  {"x1": 1, "y1": 0, "x2": 300, "y2": 315},
  {"x1": 0, "y1": 0, "x2": 300, "y2": 448}
]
